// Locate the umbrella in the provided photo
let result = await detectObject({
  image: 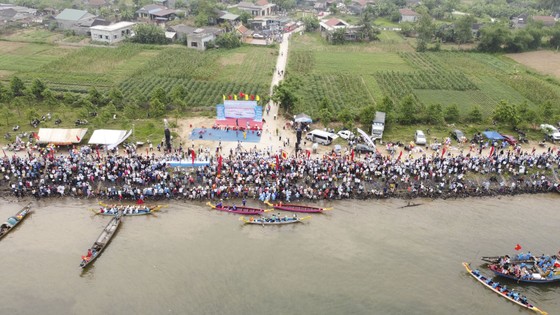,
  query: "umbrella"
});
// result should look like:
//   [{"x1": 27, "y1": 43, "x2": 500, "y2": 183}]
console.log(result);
[{"x1": 294, "y1": 113, "x2": 313, "y2": 123}]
